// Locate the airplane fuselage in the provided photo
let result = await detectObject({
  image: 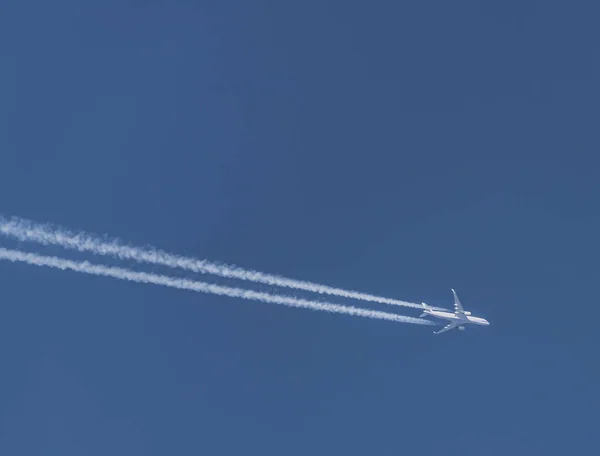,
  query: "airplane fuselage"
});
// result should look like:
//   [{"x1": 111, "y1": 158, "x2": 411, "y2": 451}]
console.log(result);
[
  {"x1": 427, "y1": 310, "x2": 489, "y2": 326},
  {"x1": 421, "y1": 289, "x2": 490, "y2": 334}
]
